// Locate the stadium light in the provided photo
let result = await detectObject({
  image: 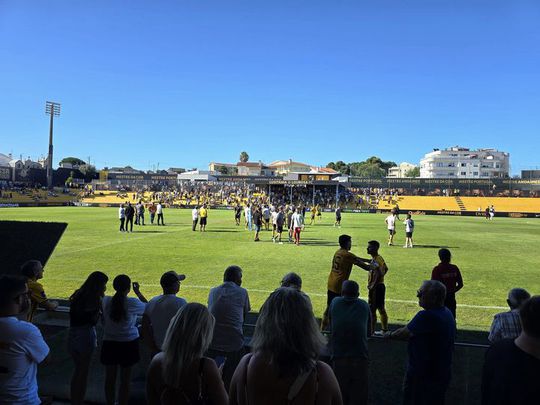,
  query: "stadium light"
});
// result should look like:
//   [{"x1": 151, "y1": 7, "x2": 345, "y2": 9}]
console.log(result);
[{"x1": 45, "y1": 101, "x2": 61, "y2": 189}]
